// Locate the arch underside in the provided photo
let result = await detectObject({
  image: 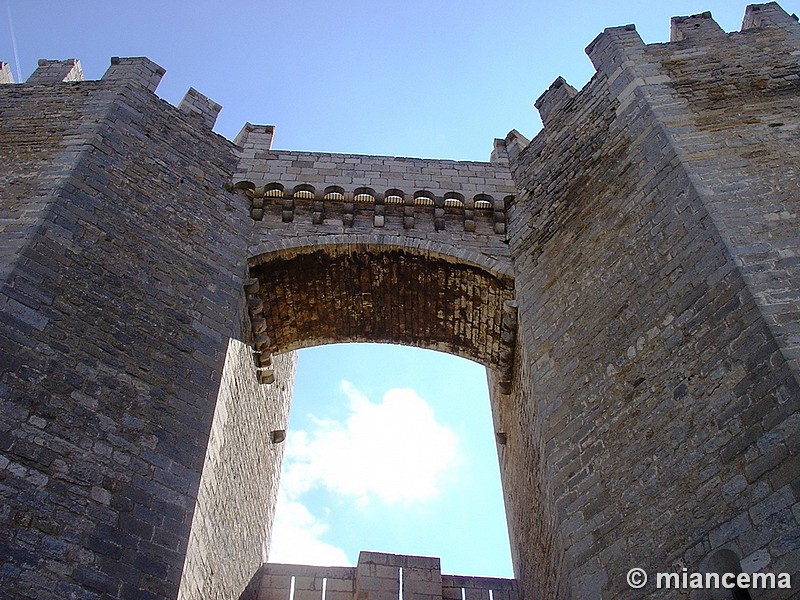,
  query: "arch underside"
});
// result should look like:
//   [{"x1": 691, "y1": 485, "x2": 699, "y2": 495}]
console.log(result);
[{"x1": 247, "y1": 245, "x2": 517, "y2": 373}]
